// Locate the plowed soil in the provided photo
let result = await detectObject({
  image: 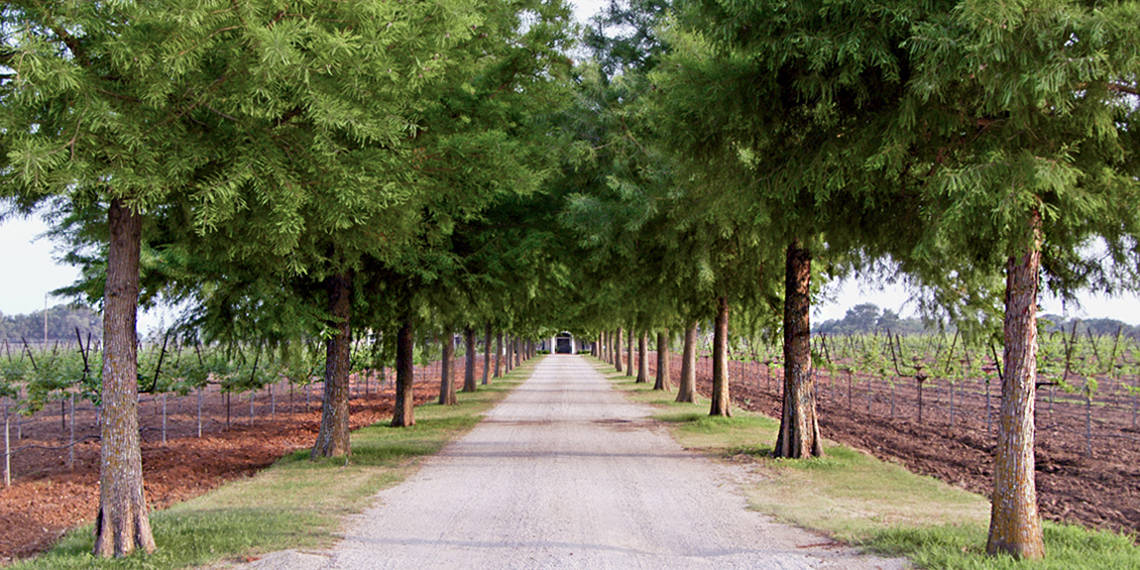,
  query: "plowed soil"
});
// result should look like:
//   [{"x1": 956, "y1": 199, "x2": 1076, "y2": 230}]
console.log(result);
[
  {"x1": 0, "y1": 359, "x2": 474, "y2": 563},
  {"x1": 631, "y1": 353, "x2": 1139, "y2": 538}
]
